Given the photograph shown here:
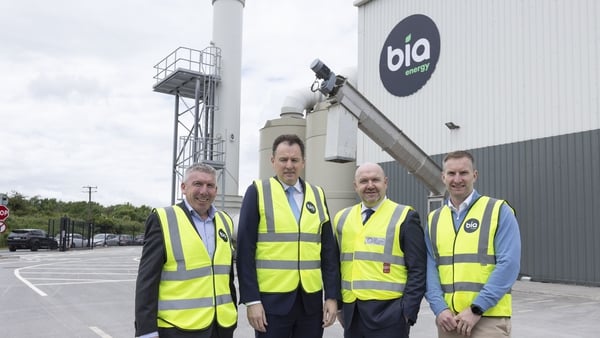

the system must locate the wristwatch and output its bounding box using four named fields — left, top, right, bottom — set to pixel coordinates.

left=470, top=304, right=484, bottom=316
